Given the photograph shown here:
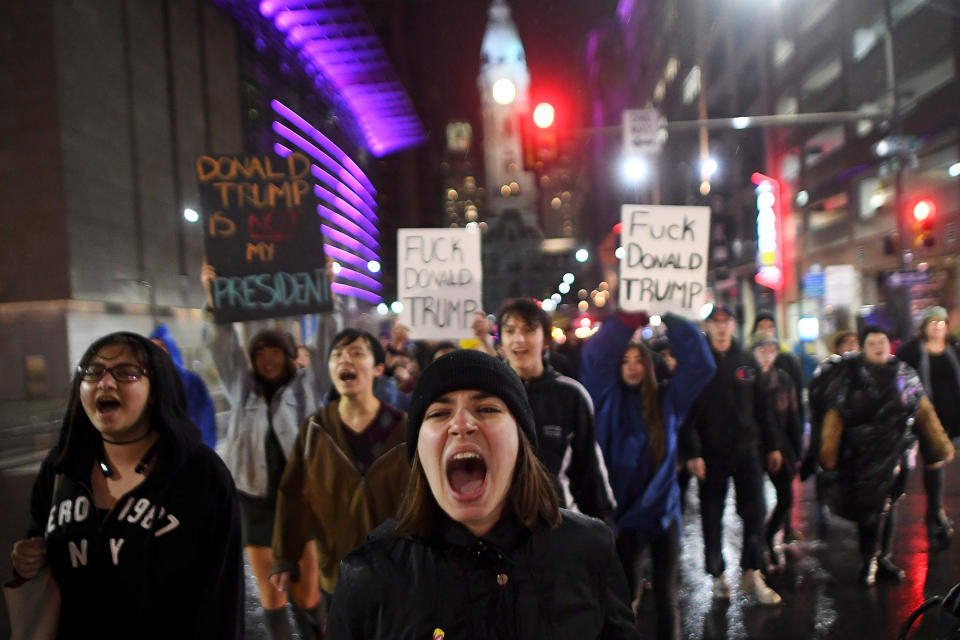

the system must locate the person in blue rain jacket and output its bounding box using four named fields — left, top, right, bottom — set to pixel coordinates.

left=581, top=312, right=715, bottom=640
left=149, top=324, right=217, bottom=450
